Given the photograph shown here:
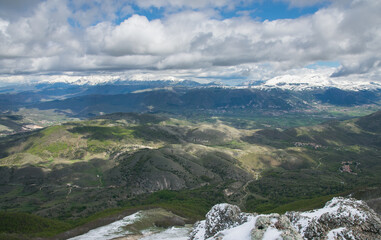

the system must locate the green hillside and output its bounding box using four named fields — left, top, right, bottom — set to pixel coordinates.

left=0, top=111, right=380, bottom=238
